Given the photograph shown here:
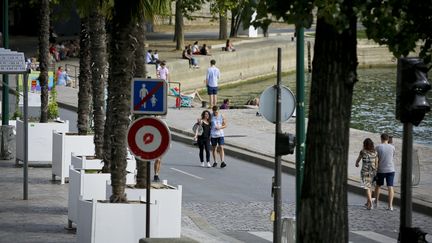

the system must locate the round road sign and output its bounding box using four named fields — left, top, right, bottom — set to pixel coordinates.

left=127, top=117, right=171, bottom=160
left=259, top=85, right=296, bottom=123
